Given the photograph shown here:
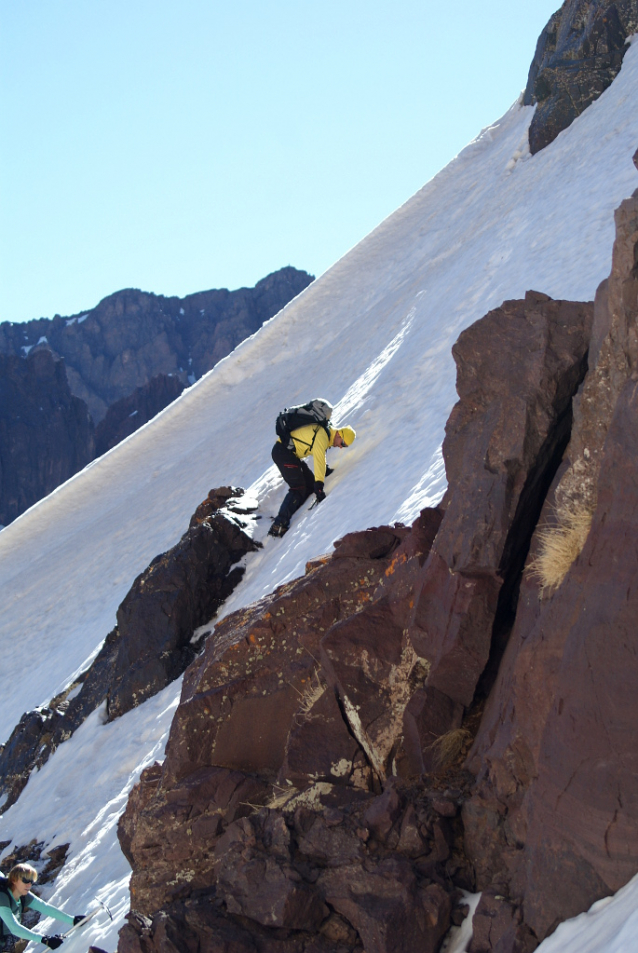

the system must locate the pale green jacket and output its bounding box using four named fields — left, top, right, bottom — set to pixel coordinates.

left=0, top=889, right=74, bottom=942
